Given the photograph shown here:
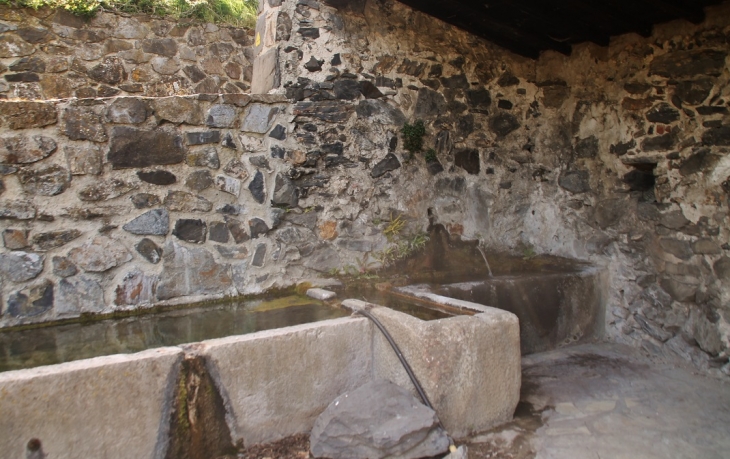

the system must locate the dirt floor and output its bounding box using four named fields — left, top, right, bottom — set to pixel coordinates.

left=232, top=343, right=730, bottom=459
